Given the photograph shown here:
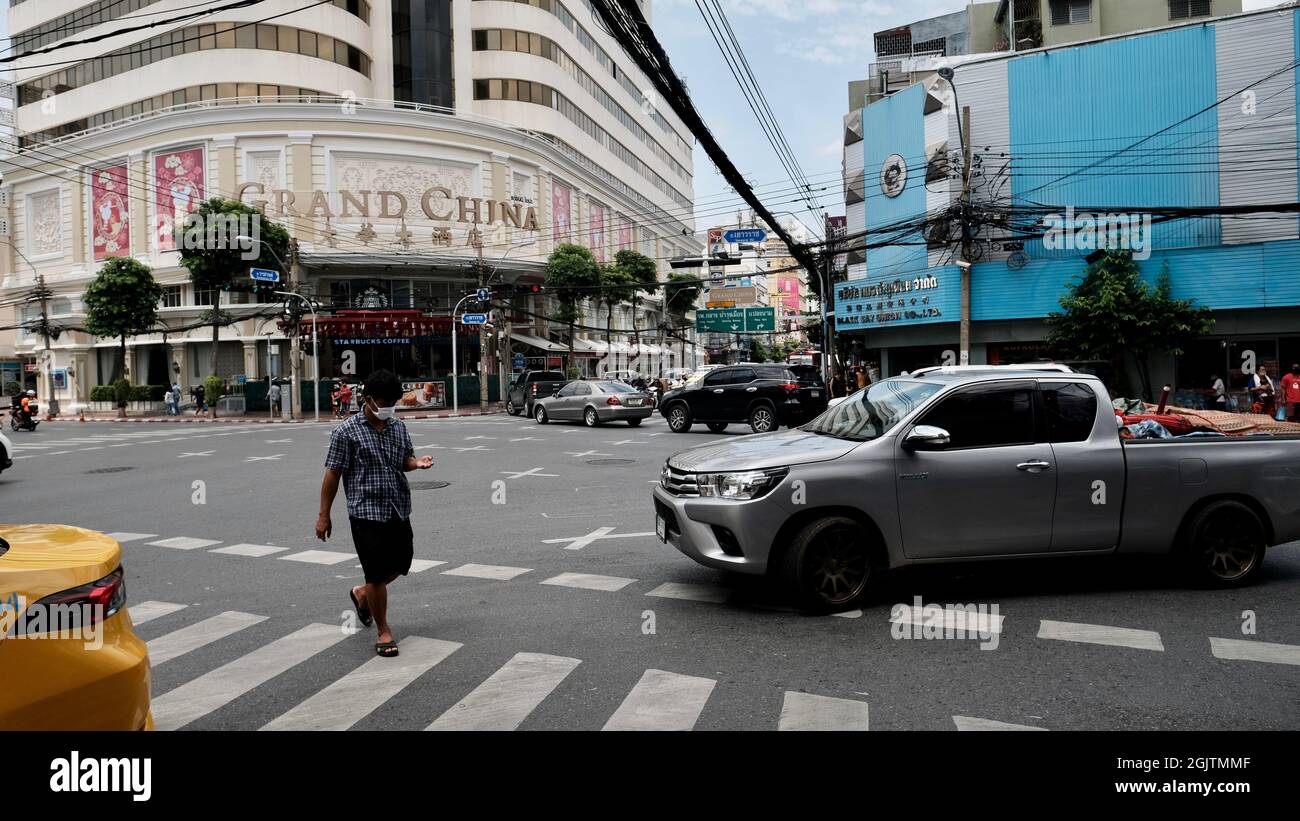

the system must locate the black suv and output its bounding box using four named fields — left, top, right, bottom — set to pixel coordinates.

left=658, top=364, right=828, bottom=434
